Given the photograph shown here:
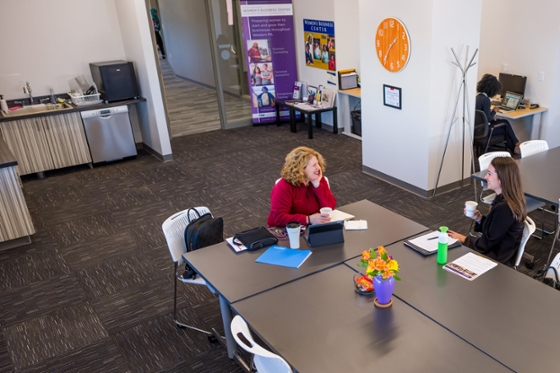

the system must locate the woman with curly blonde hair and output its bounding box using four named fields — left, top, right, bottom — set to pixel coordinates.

left=267, top=147, right=336, bottom=227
